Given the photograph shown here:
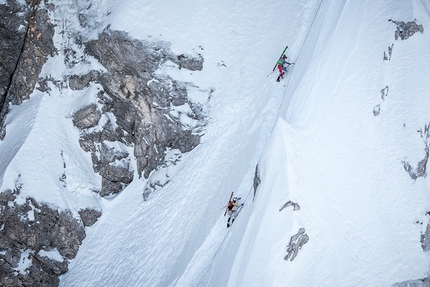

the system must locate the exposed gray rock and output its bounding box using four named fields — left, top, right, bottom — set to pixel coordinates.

left=142, top=179, right=168, bottom=201
left=34, top=253, right=68, bottom=276
left=69, top=70, right=101, bottom=91
left=0, top=0, right=29, bottom=107
left=0, top=0, right=31, bottom=140
left=421, top=223, right=430, bottom=252
left=402, top=147, right=429, bottom=180
left=0, top=190, right=86, bottom=286
left=79, top=127, right=130, bottom=153
left=392, top=276, right=430, bottom=287
left=389, top=19, right=424, bottom=41
left=101, top=178, right=125, bottom=197
left=71, top=29, right=206, bottom=197
left=72, top=104, right=102, bottom=130
left=373, top=86, right=389, bottom=117
left=3, top=247, right=20, bottom=268
left=380, top=85, right=389, bottom=101
left=0, top=2, right=57, bottom=139
left=99, top=165, right=133, bottom=196
left=402, top=124, right=430, bottom=180
left=253, top=164, right=261, bottom=200
left=284, top=228, right=309, bottom=261
left=279, top=201, right=300, bottom=212
left=37, top=75, right=65, bottom=94
left=78, top=208, right=102, bottom=227
left=92, top=141, right=134, bottom=196
left=383, top=43, right=394, bottom=61
left=373, top=104, right=381, bottom=116
left=172, top=53, right=204, bottom=71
